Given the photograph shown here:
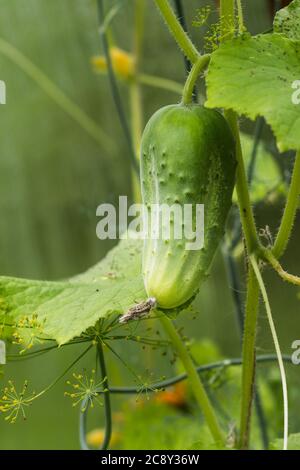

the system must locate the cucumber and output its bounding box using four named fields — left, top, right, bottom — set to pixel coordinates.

left=140, top=104, right=236, bottom=309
